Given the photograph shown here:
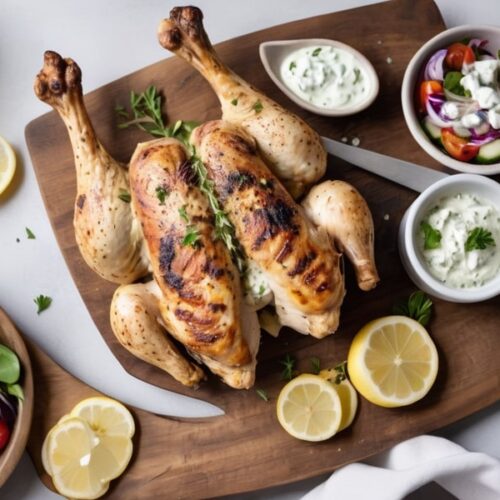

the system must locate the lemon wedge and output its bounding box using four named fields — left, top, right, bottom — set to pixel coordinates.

left=319, top=369, right=358, bottom=431
left=0, top=135, right=16, bottom=195
left=42, top=397, right=135, bottom=499
left=347, top=316, right=438, bottom=408
left=276, top=374, right=342, bottom=441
